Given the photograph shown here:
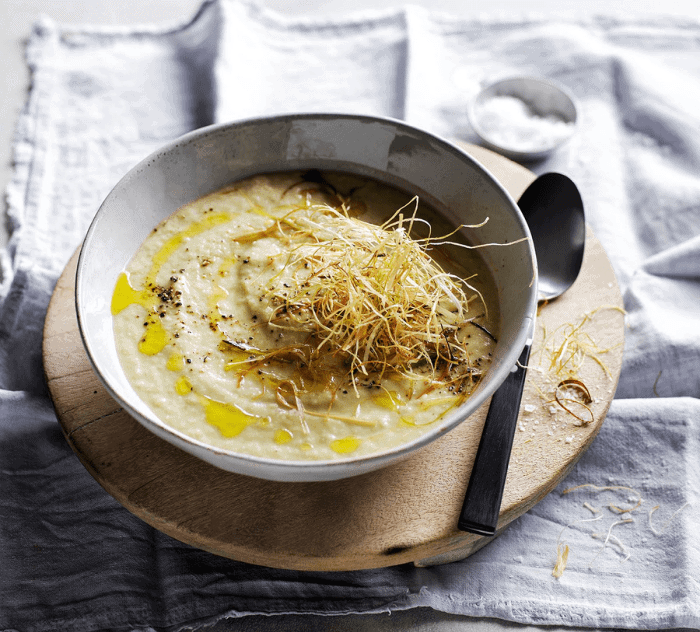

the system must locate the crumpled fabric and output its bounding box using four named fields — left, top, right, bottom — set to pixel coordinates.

left=1, top=2, right=699, bottom=630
